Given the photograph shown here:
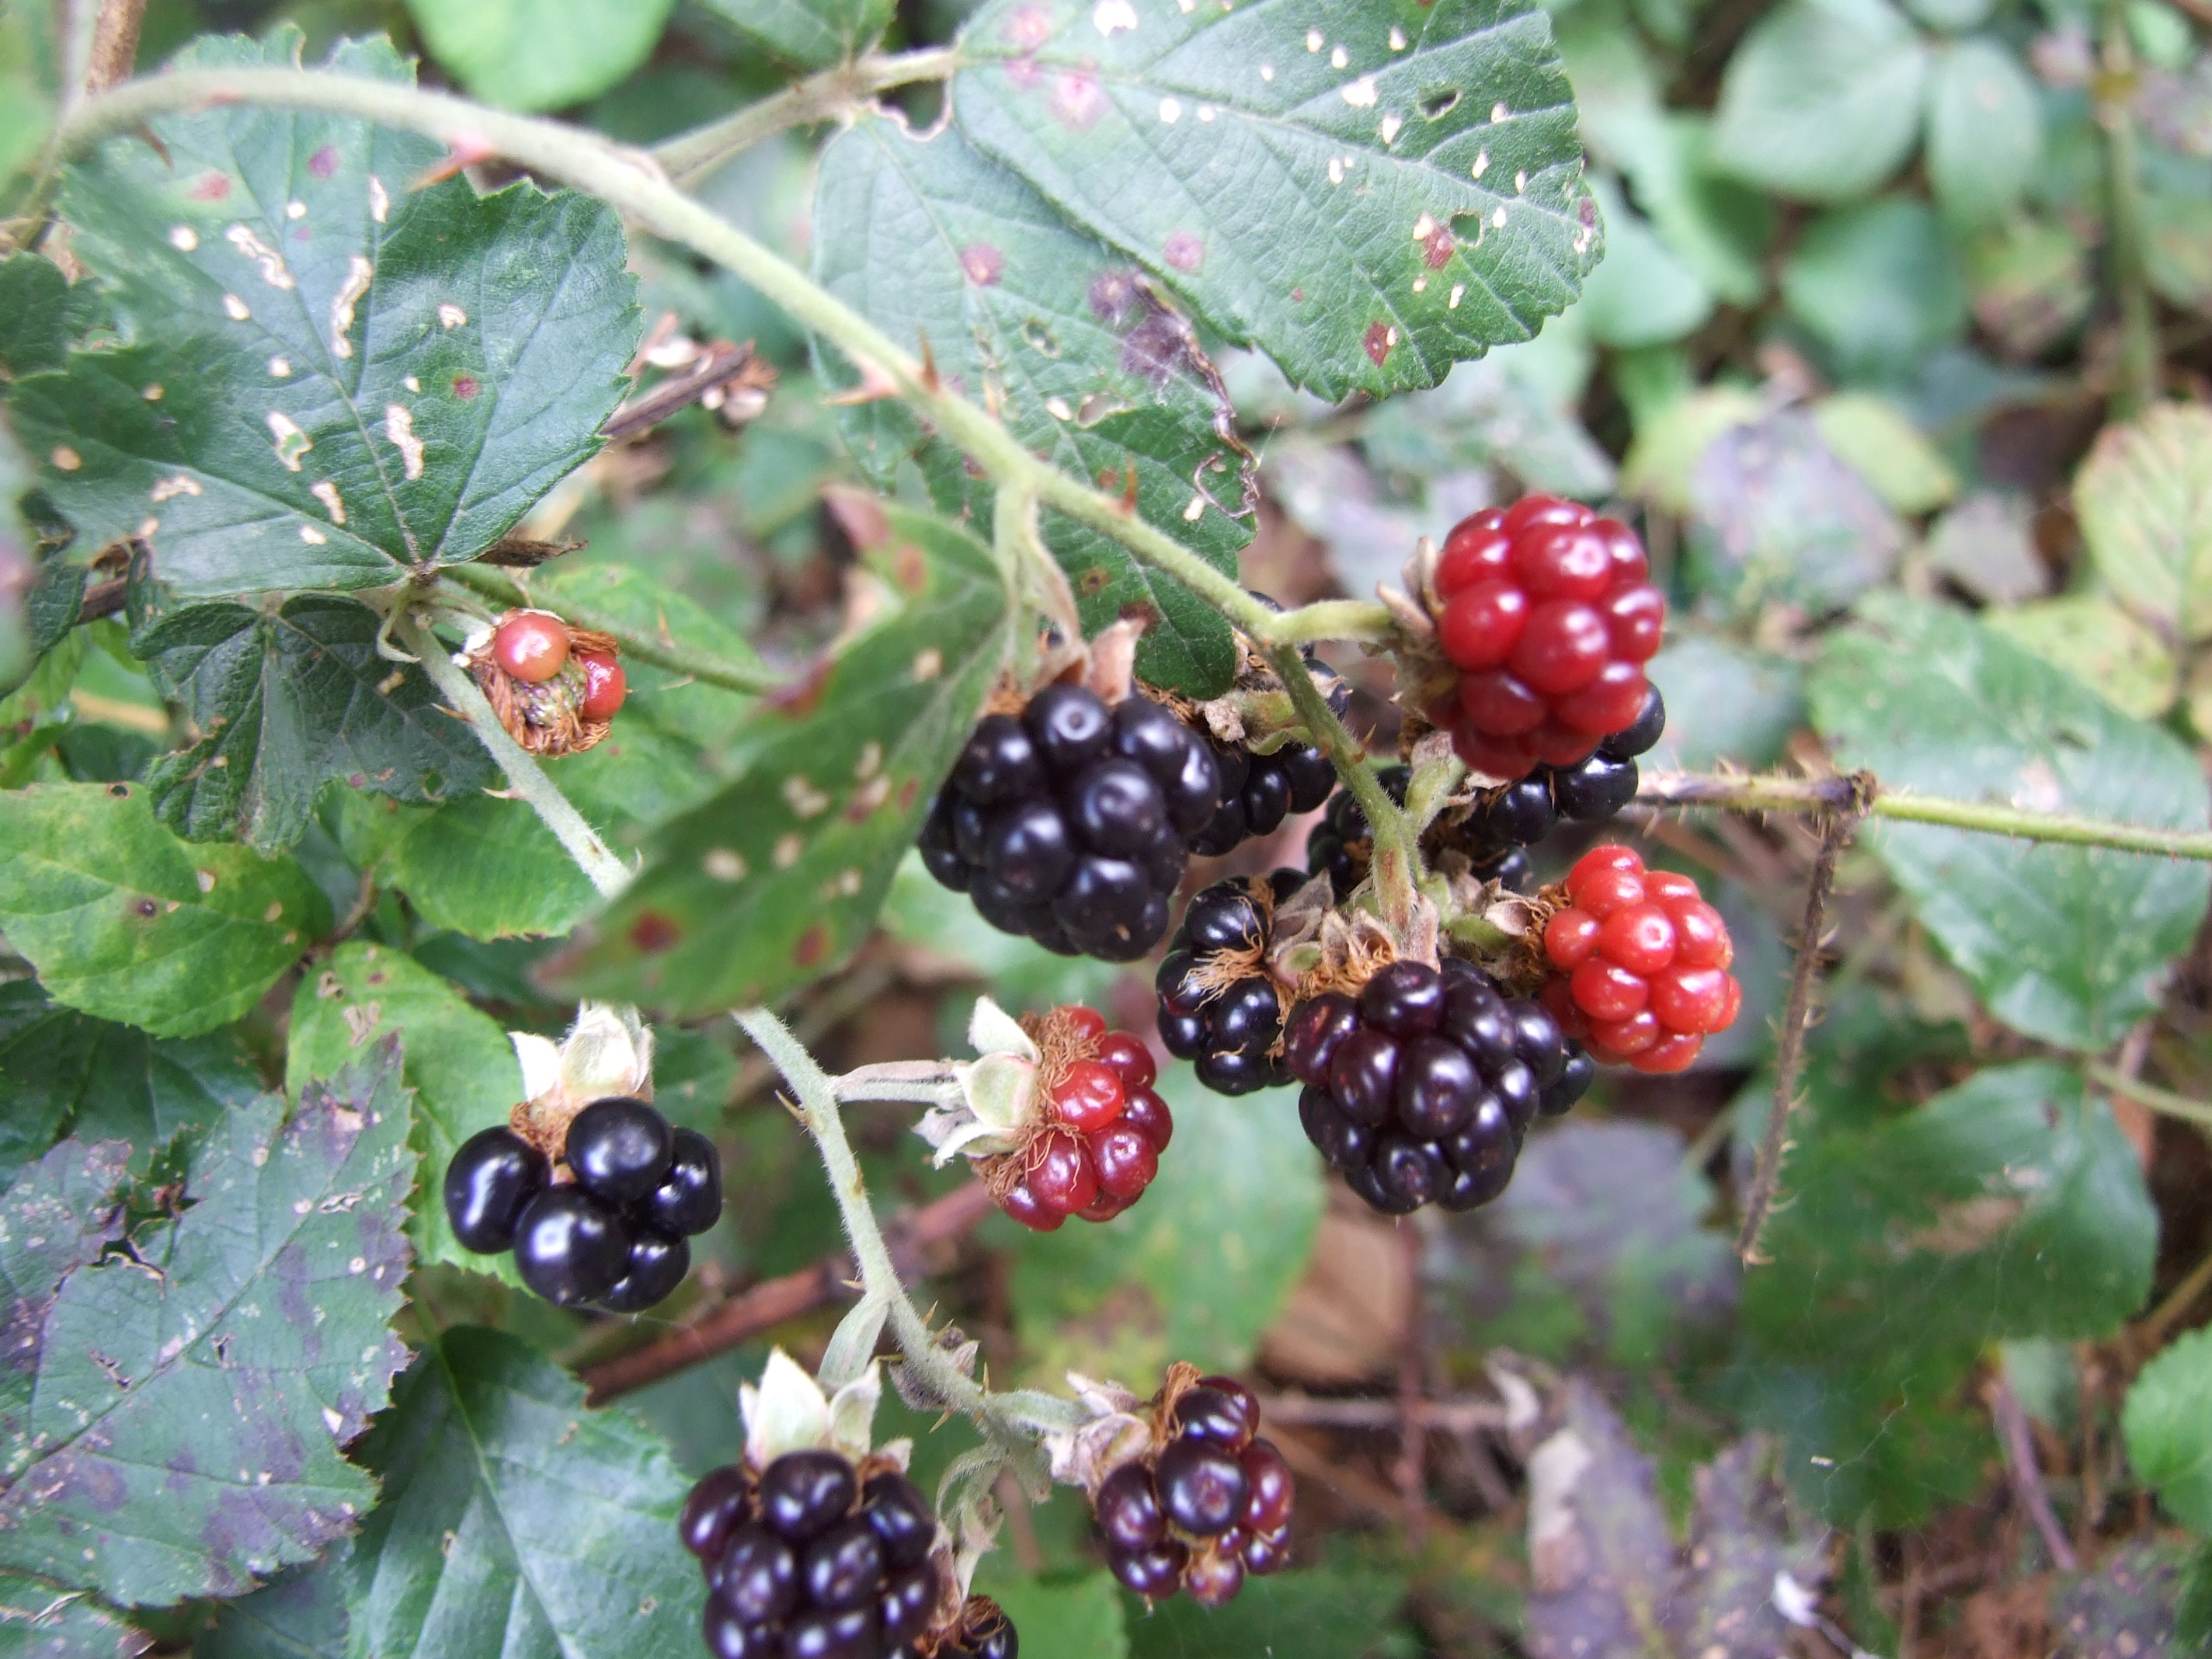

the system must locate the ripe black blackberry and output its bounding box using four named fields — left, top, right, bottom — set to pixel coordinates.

left=1443, top=684, right=1666, bottom=882
left=1153, top=872, right=1301, bottom=1096
left=1092, top=1375, right=1294, bottom=1606
left=1285, top=958, right=1594, bottom=1216
left=444, top=1097, right=722, bottom=1312
left=1189, top=628, right=1348, bottom=857
left=683, top=1449, right=1017, bottom=1658
left=920, top=686, right=1217, bottom=962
